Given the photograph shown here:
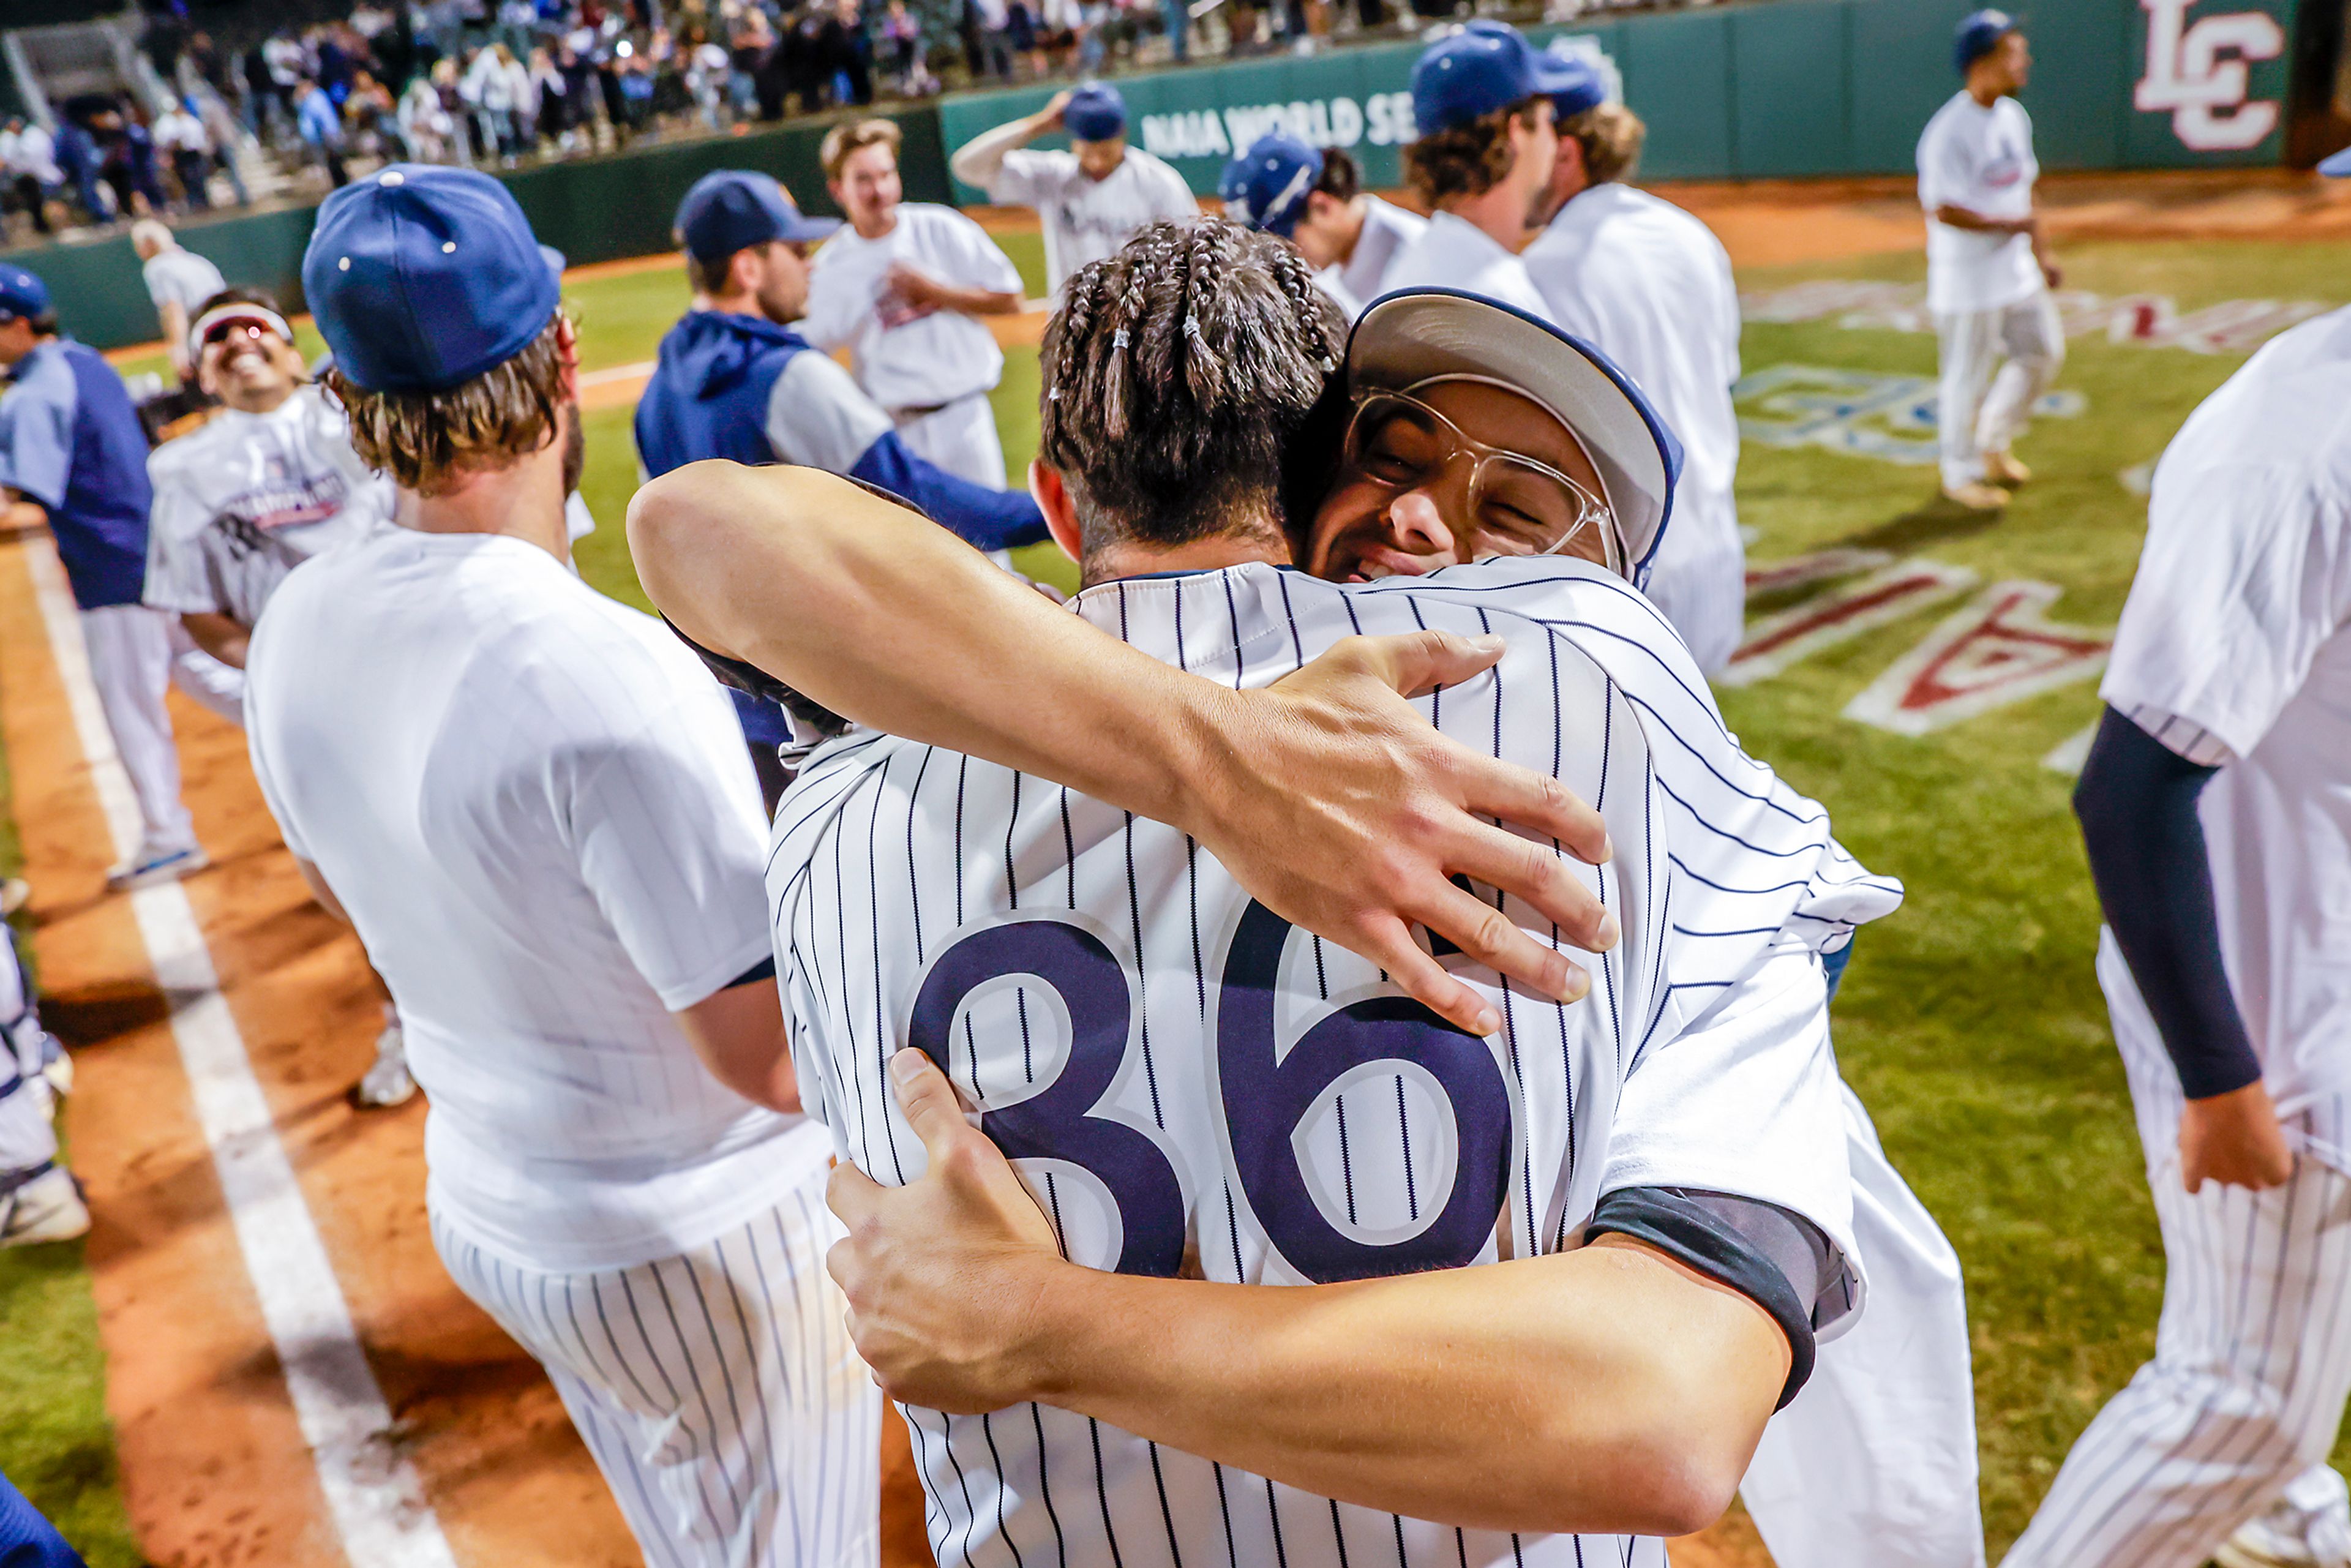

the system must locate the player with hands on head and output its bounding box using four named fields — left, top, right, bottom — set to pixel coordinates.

left=247, top=165, right=879, bottom=1565
left=1218, top=133, right=1427, bottom=319
left=1916, top=10, right=2063, bottom=512
left=803, top=119, right=1027, bottom=490
left=2002, top=202, right=2351, bottom=1568
left=636, top=222, right=1891, bottom=1566
left=130, top=220, right=227, bottom=386
left=1381, top=22, right=1578, bottom=317
left=947, top=81, right=1197, bottom=298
